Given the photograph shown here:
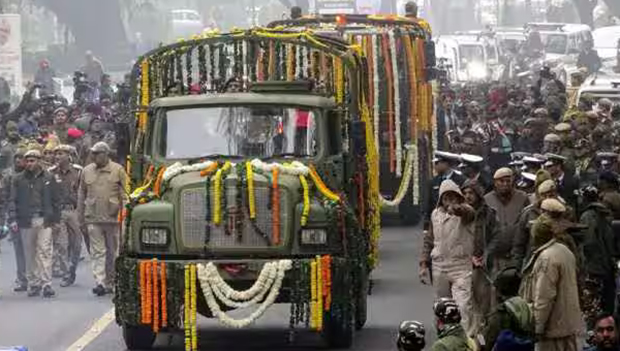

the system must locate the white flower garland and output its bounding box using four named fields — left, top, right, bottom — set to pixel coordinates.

left=412, top=140, right=420, bottom=205
left=380, top=144, right=414, bottom=207
left=302, top=46, right=309, bottom=78
left=249, top=159, right=309, bottom=176
left=197, top=260, right=292, bottom=328
left=389, top=29, right=402, bottom=177
left=372, top=34, right=380, bottom=153
left=242, top=40, right=248, bottom=83
left=199, top=261, right=278, bottom=309
left=162, top=161, right=216, bottom=182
